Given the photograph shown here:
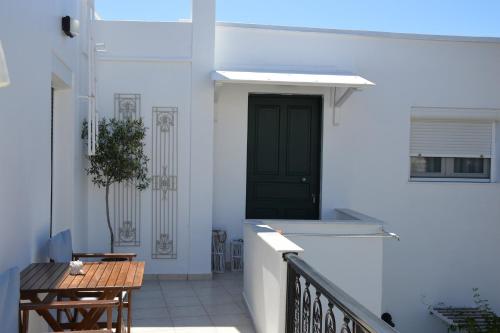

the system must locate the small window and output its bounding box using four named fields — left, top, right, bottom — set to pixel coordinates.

left=411, top=157, right=491, bottom=180
left=451, top=158, right=490, bottom=178
left=410, top=118, right=494, bottom=182
left=410, top=157, right=444, bottom=177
